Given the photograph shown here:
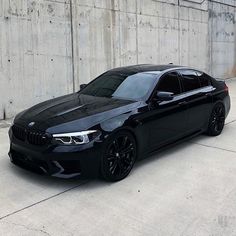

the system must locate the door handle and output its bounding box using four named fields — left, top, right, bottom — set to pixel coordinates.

left=178, top=101, right=187, bottom=106
left=205, top=93, right=212, bottom=97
